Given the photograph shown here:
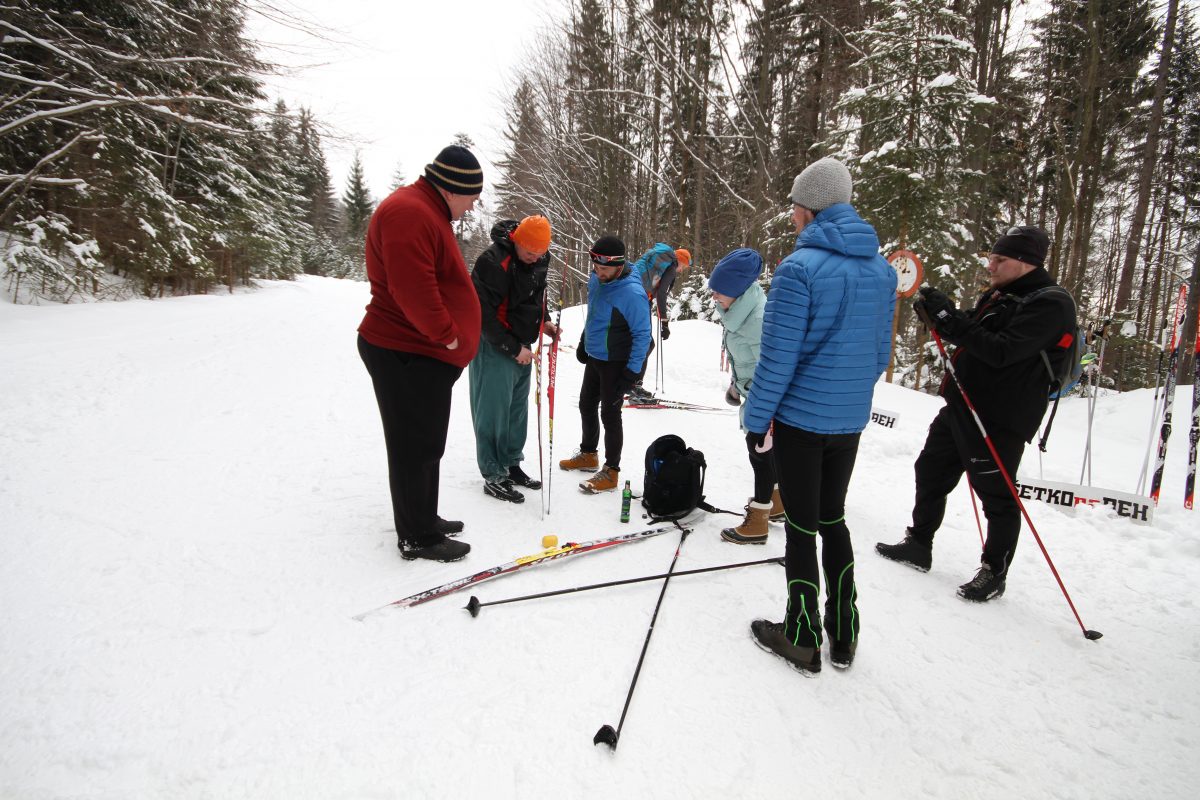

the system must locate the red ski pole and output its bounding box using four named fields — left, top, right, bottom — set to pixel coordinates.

left=545, top=251, right=568, bottom=514
left=928, top=326, right=1102, bottom=641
